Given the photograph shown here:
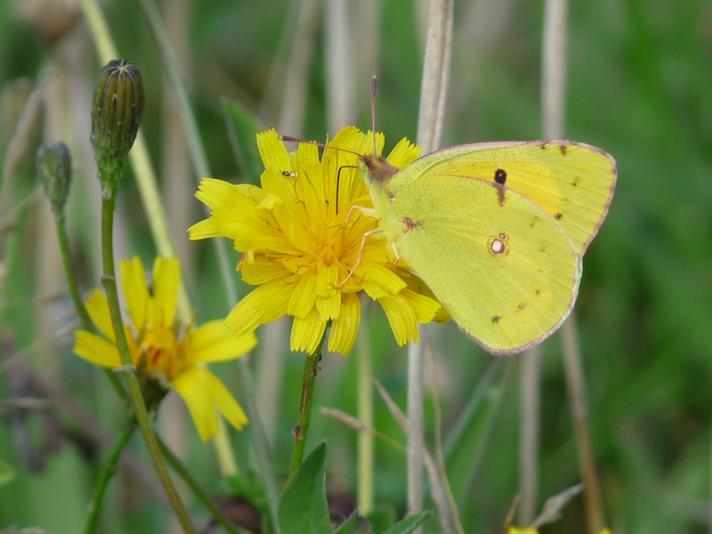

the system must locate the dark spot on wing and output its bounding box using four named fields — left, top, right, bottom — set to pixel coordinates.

left=559, top=144, right=568, bottom=156
left=281, top=170, right=296, bottom=177
left=494, top=183, right=506, bottom=206
left=494, top=168, right=507, bottom=185
left=517, top=302, right=527, bottom=311
left=491, top=315, right=502, bottom=324
left=572, top=176, right=580, bottom=187
left=555, top=212, right=563, bottom=220
left=529, top=215, right=540, bottom=228
left=535, top=288, right=541, bottom=296
left=403, top=217, right=423, bottom=233
left=538, top=245, right=546, bottom=253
